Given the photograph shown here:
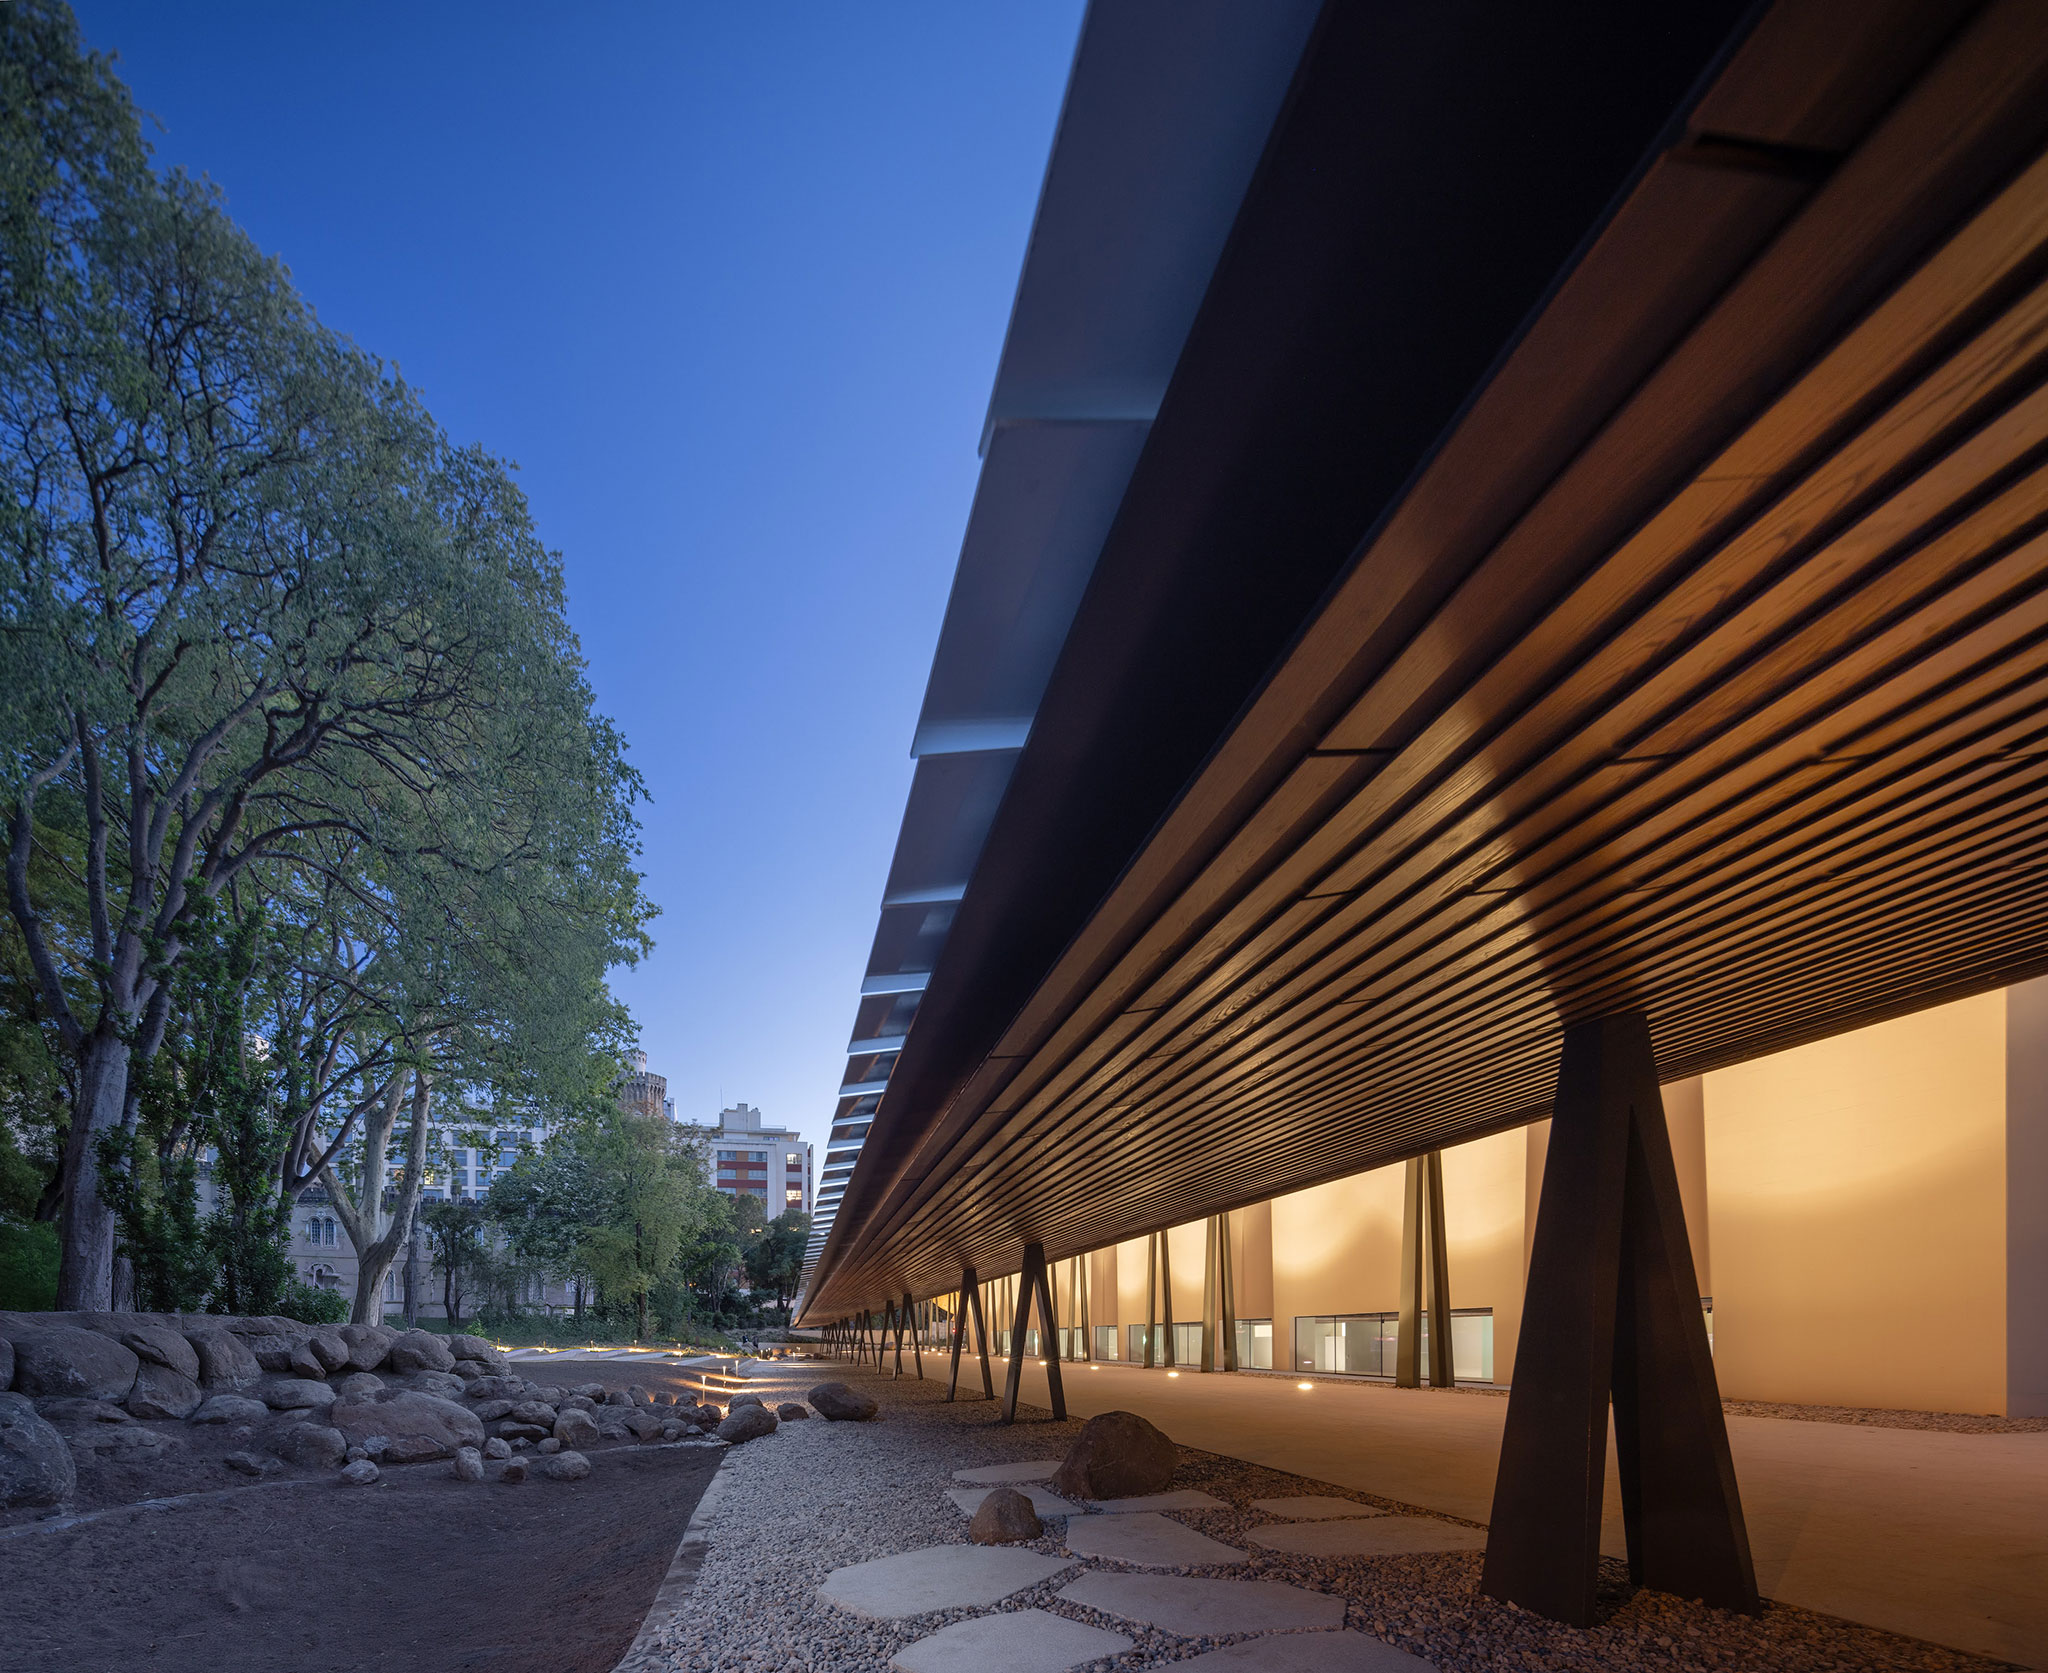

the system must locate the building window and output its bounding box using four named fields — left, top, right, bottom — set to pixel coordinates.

left=1294, top=1314, right=1398, bottom=1377
left=785, top=1189, right=802, bottom=1205
left=1126, top=1324, right=1166, bottom=1364
left=323, top=1218, right=336, bottom=1247
left=1093, top=1325, right=1118, bottom=1360
left=1235, top=1318, right=1274, bottom=1370
left=1290, top=1310, right=1492, bottom=1382
left=786, top=1151, right=800, bottom=1163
